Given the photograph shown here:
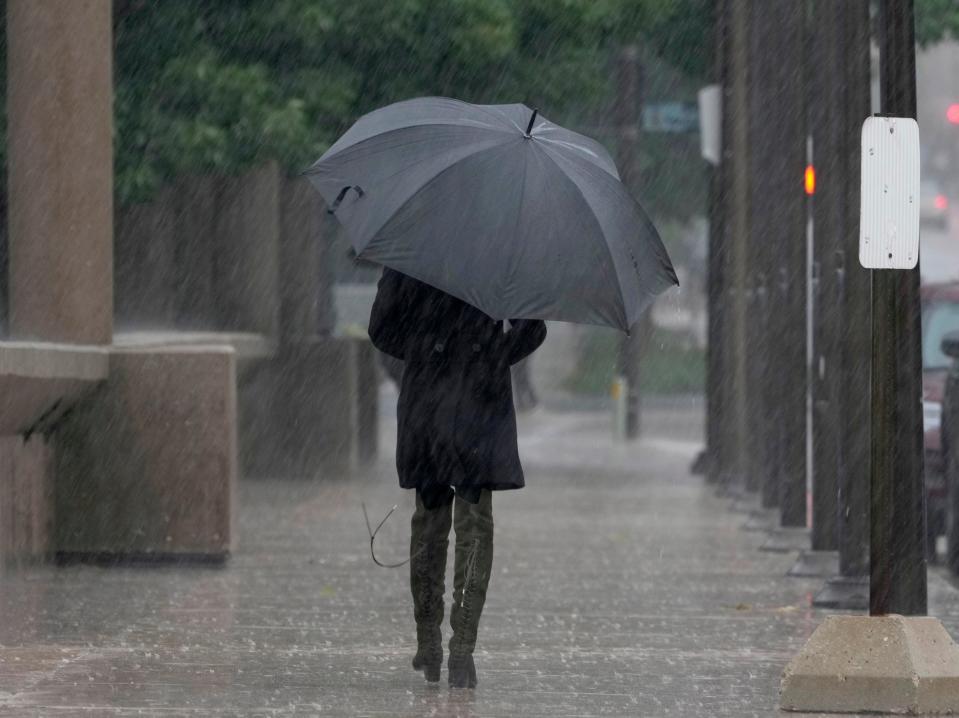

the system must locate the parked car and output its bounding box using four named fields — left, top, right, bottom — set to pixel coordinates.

left=922, top=282, right=959, bottom=559
left=942, top=330, right=959, bottom=573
